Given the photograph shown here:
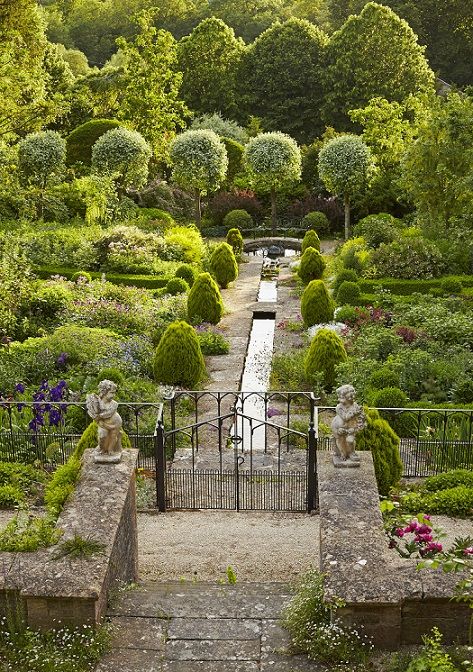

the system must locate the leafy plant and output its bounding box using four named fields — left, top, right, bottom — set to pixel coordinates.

left=165, top=277, right=189, bottom=296
left=226, top=565, right=237, bottom=584
left=53, top=534, right=106, bottom=560
left=196, top=328, right=229, bottom=355
left=226, top=226, right=244, bottom=257
left=175, top=264, right=195, bottom=288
